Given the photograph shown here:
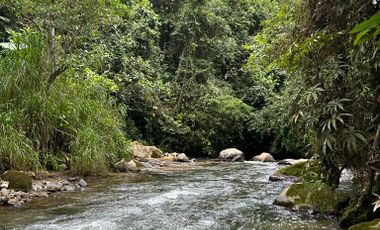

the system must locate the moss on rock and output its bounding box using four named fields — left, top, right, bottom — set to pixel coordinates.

left=339, top=194, right=376, bottom=228
left=277, top=162, right=307, bottom=177
left=277, top=161, right=323, bottom=182
left=1, top=170, right=32, bottom=192
left=286, top=182, right=349, bottom=213
left=348, top=218, right=380, bottom=230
